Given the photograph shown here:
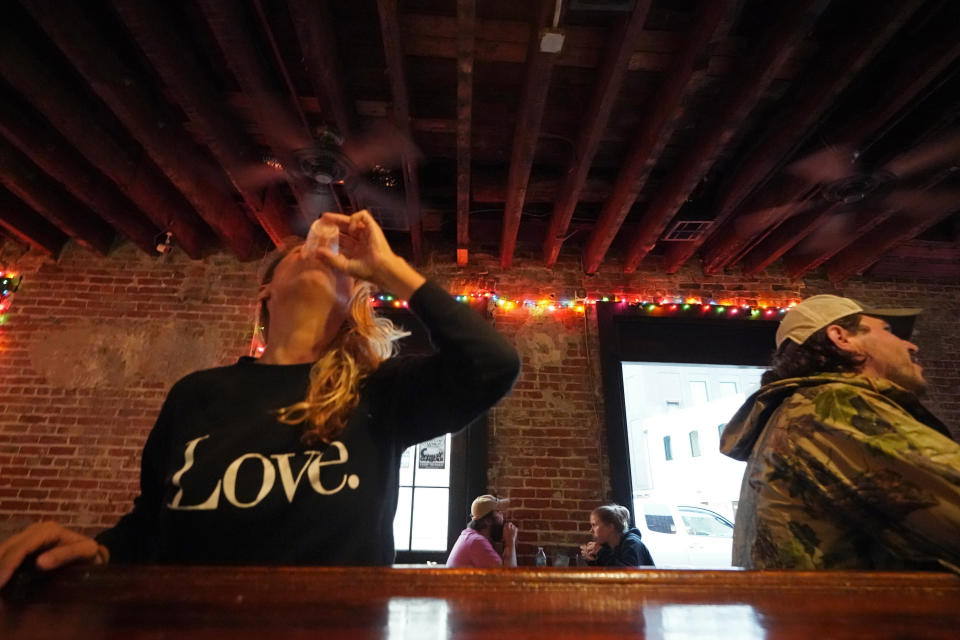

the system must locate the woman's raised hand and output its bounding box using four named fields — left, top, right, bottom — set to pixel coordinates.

left=314, top=210, right=425, bottom=300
